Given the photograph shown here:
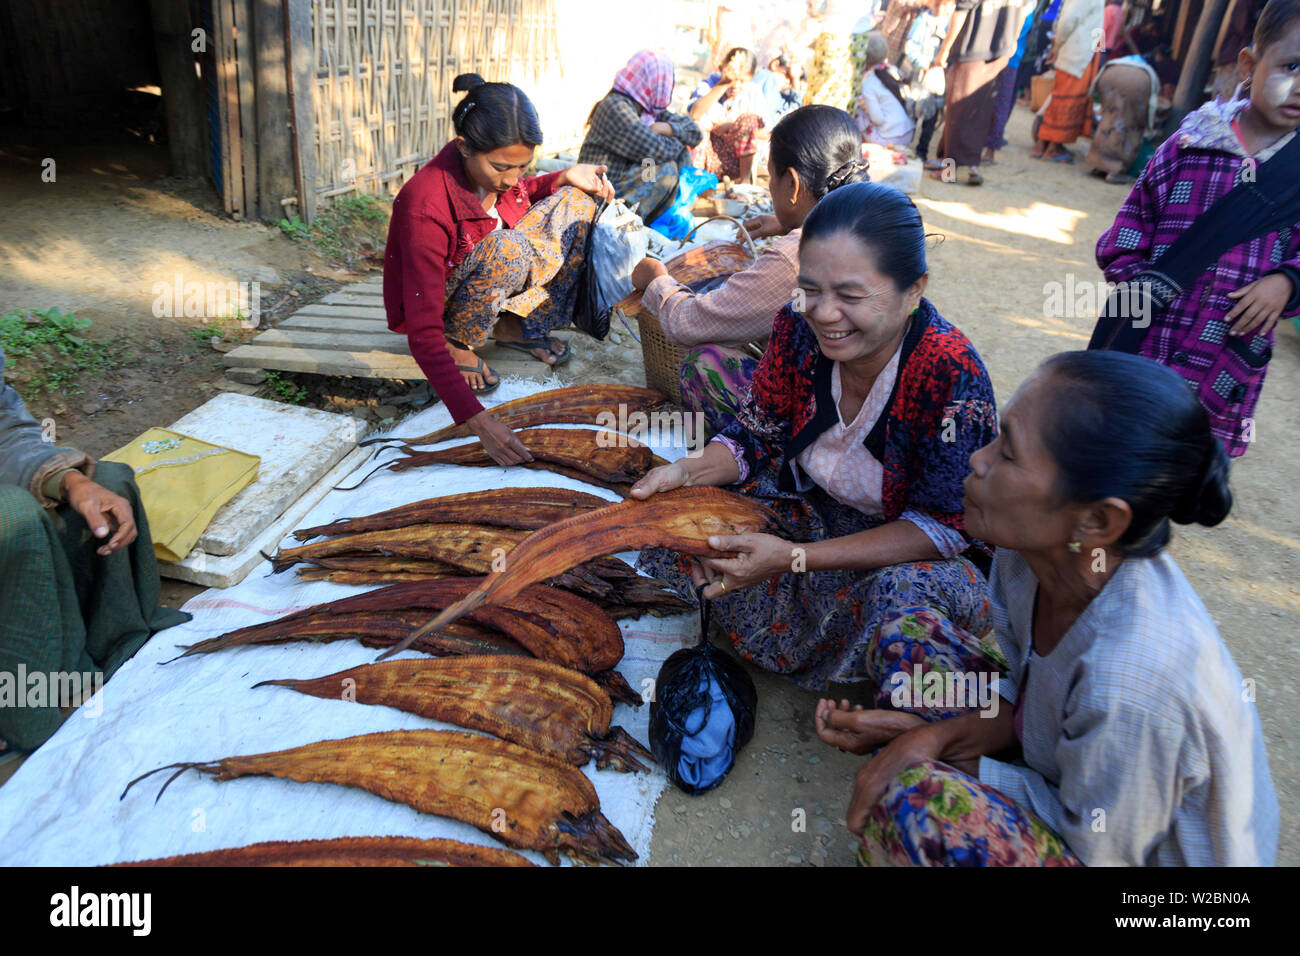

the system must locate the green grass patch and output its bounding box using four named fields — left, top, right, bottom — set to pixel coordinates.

left=0, top=307, right=126, bottom=396
left=278, top=193, right=390, bottom=261
left=263, top=370, right=308, bottom=405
